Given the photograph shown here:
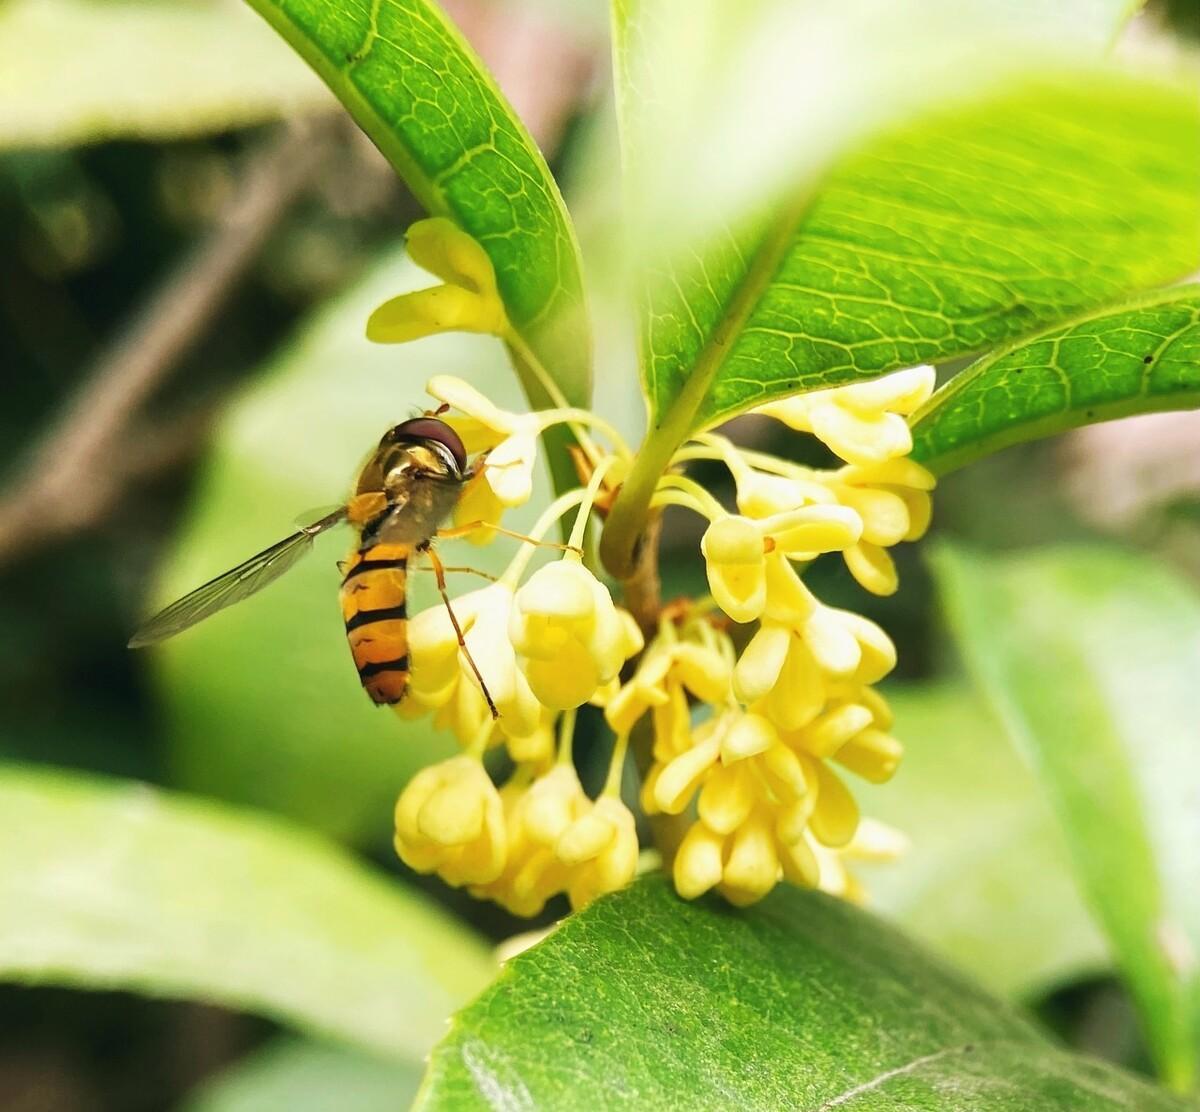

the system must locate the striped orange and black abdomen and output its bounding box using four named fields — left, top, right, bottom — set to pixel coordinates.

left=340, top=543, right=411, bottom=705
